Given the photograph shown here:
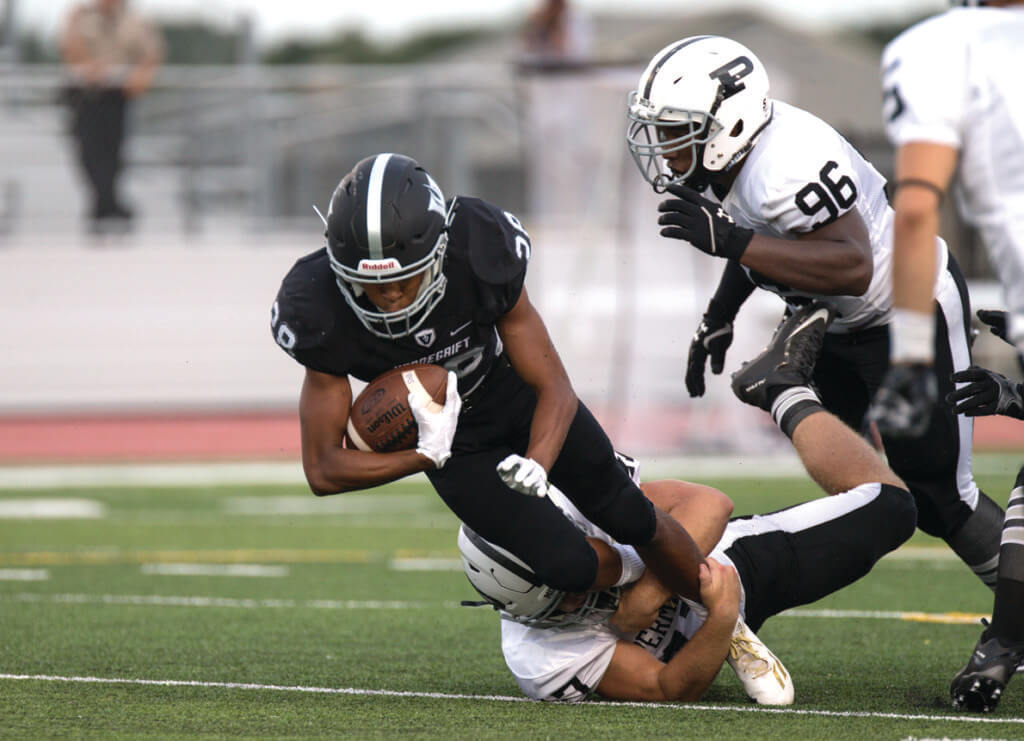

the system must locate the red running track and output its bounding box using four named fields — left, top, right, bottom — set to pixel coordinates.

left=0, top=411, right=1021, bottom=464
